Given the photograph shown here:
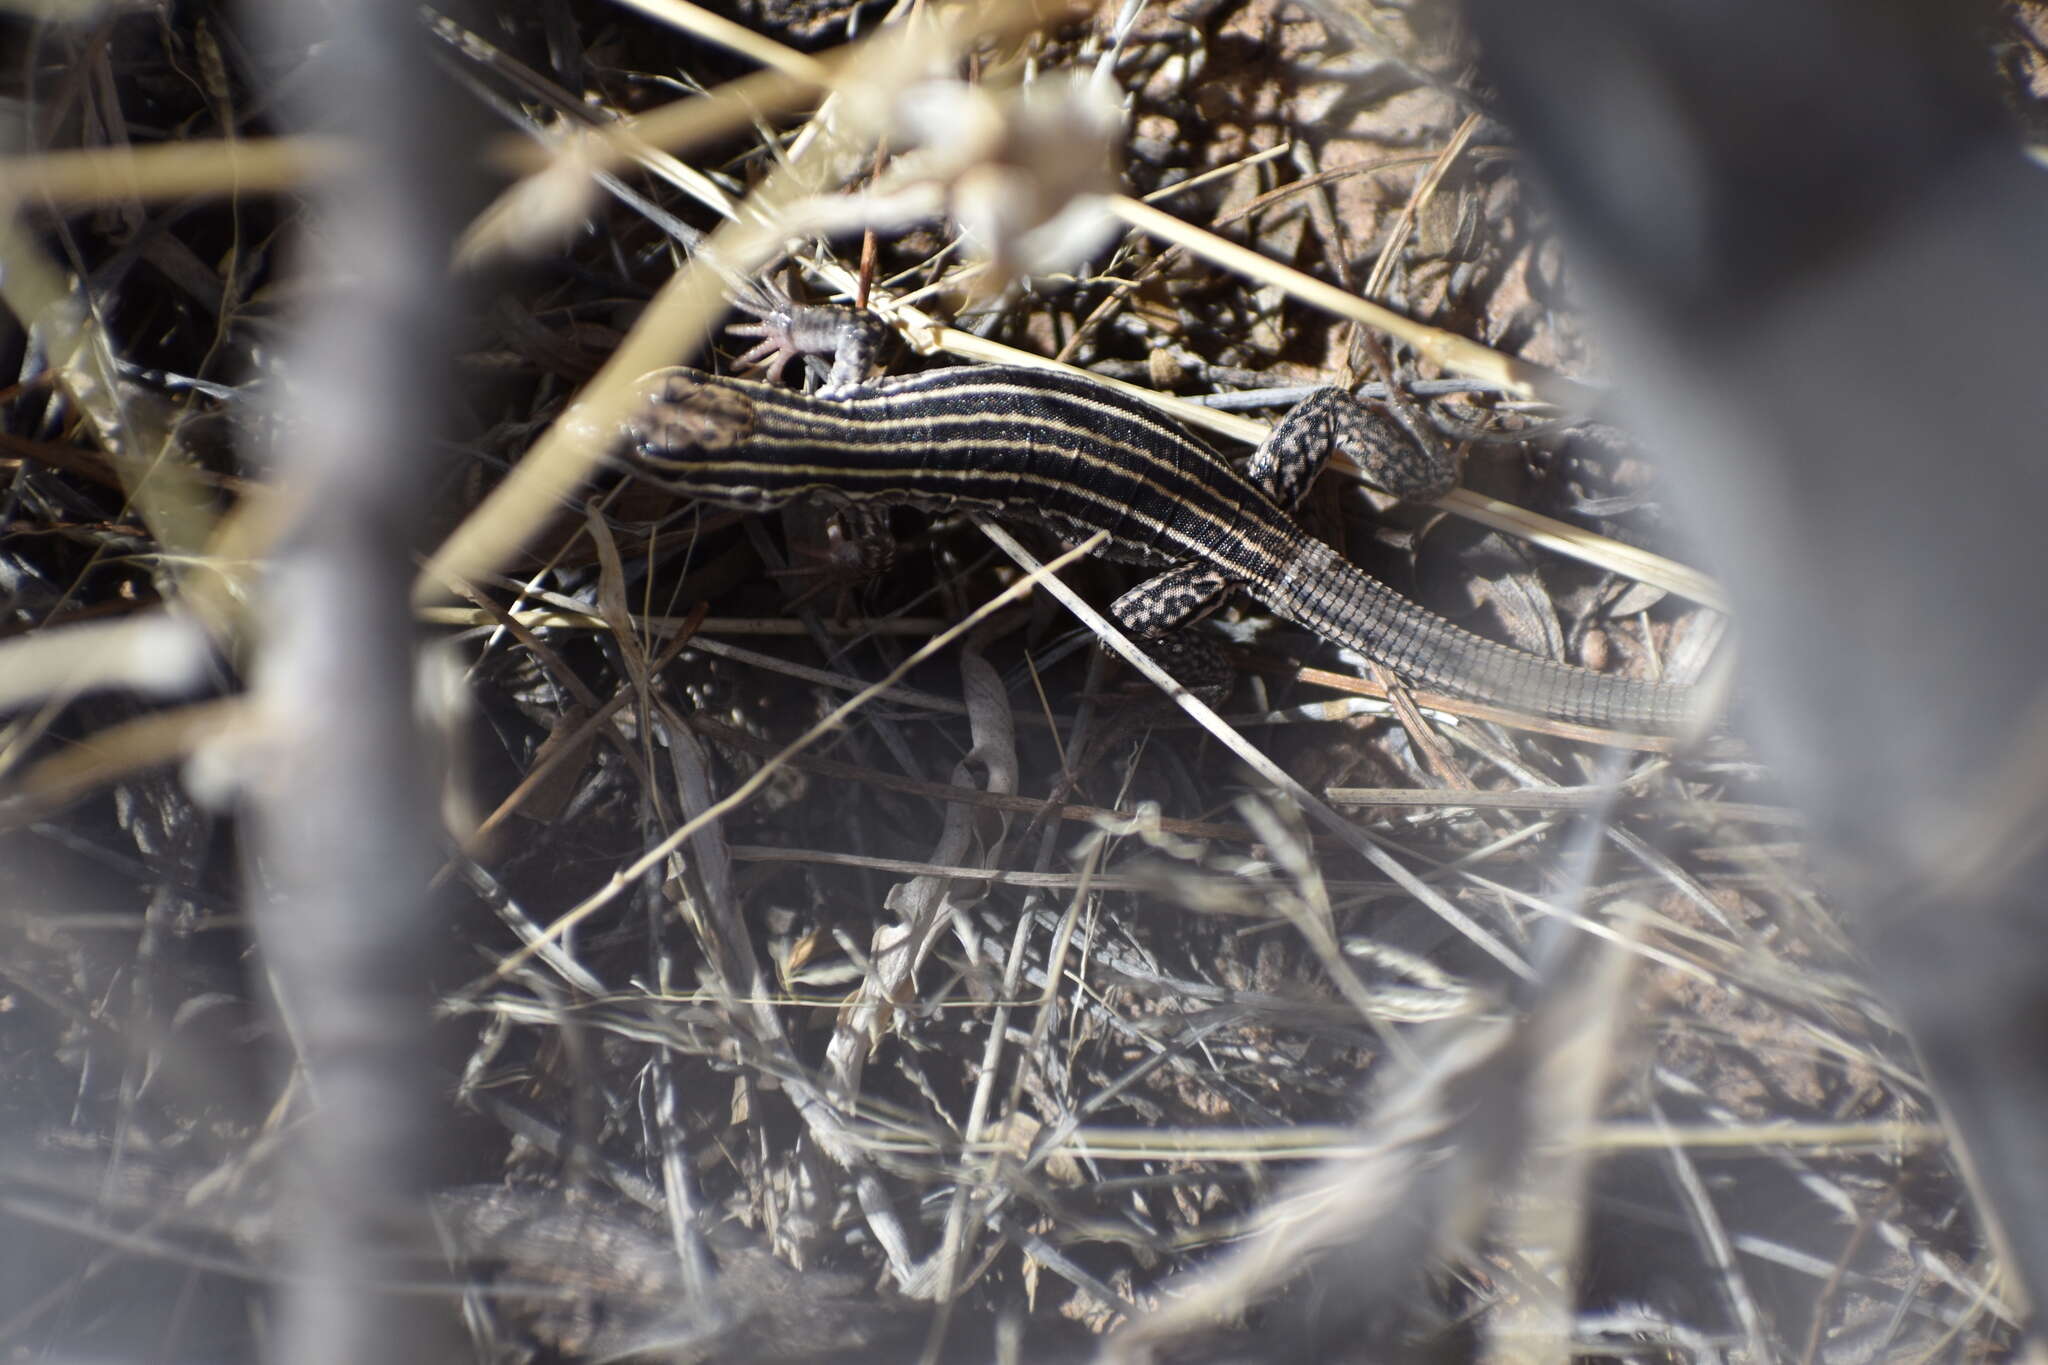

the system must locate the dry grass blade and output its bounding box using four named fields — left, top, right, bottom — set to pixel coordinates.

left=0, top=221, right=222, bottom=607
left=1, top=697, right=245, bottom=822
left=1102, top=1015, right=1524, bottom=1361
left=976, top=519, right=1535, bottom=981
left=481, top=532, right=1105, bottom=982
left=1445, top=487, right=1731, bottom=611
left=1112, top=193, right=1594, bottom=408
left=0, top=137, right=353, bottom=204
left=417, top=0, right=1059, bottom=605
left=0, top=614, right=208, bottom=714
left=1479, top=917, right=1639, bottom=1365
